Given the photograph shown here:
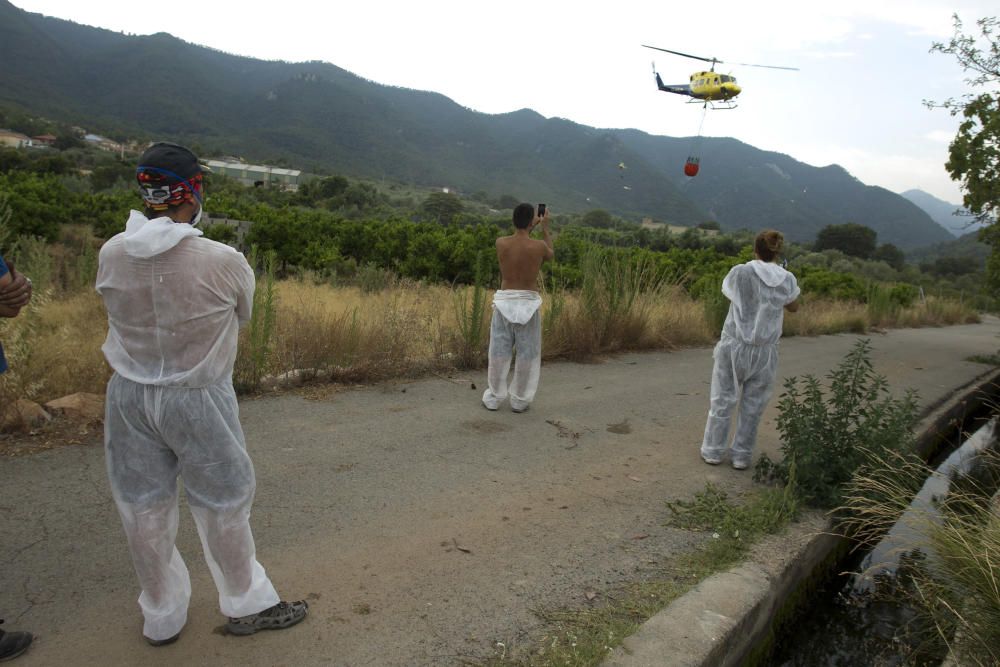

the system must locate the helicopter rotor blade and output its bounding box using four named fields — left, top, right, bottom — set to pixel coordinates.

left=641, top=45, right=719, bottom=65
left=727, top=61, right=799, bottom=71
left=642, top=45, right=798, bottom=71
